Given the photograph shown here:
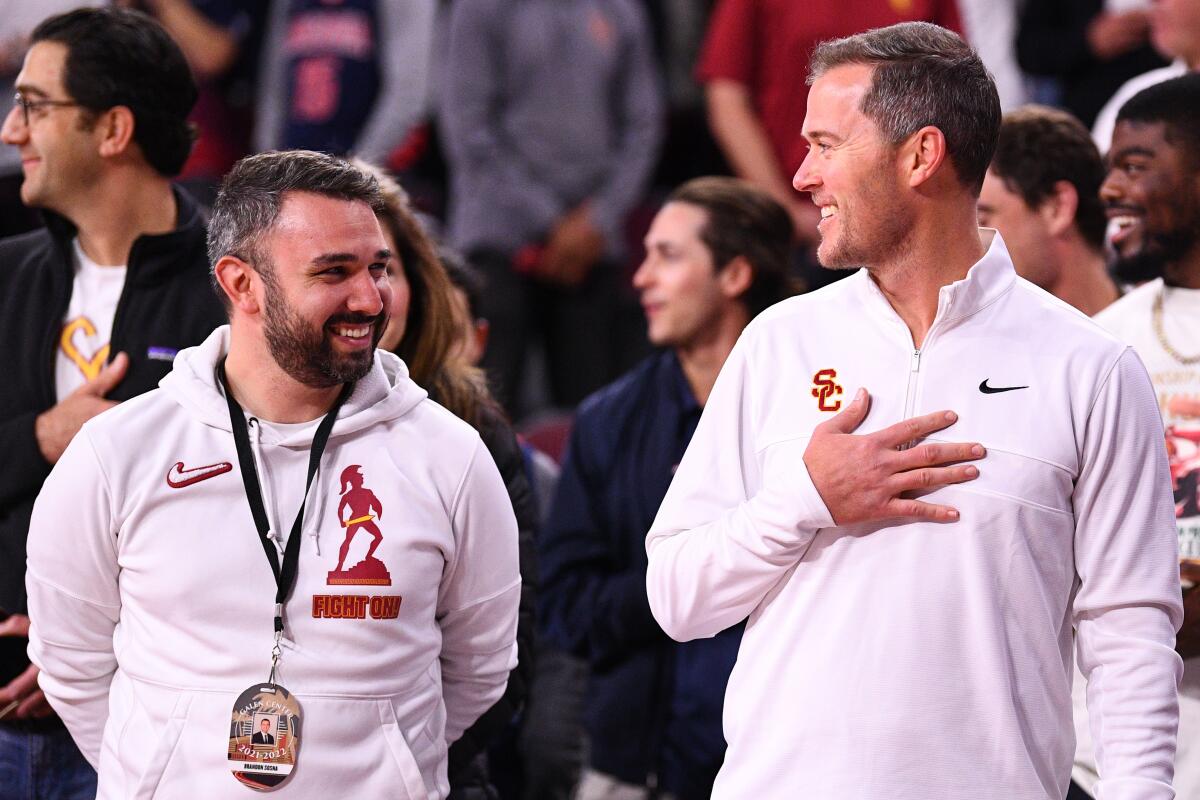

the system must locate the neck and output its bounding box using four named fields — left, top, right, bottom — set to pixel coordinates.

left=1047, top=241, right=1120, bottom=316
left=68, top=169, right=177, bottom=266
left=676, top=306, right=749, bottom=406
left=224, top=325, right=343, bottom=423
left=1165, top=241, right=1200, bottom=289
left=868, top=203, right=985, bottom=349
